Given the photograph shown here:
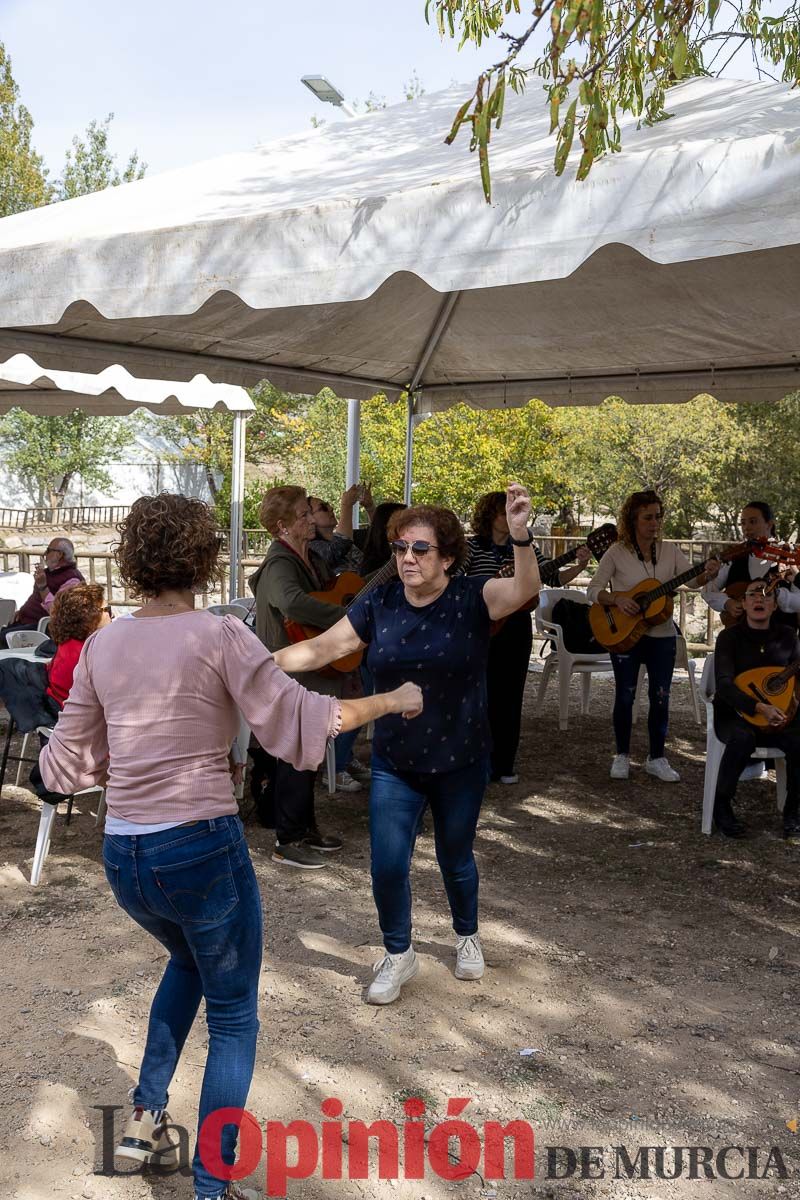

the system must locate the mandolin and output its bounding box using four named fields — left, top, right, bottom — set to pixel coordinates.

left=489, top=523, right=617, bottom=637
left=283, top=557, right=397, bottom=673
left=735, top=660, right=800, bottom=728
left=588, top=541, right=753, bottom=653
